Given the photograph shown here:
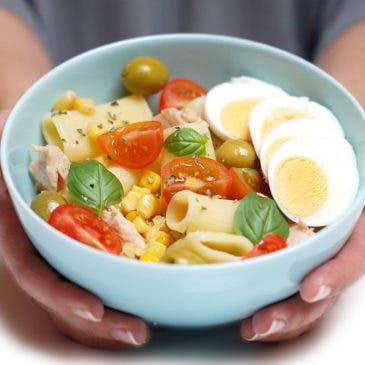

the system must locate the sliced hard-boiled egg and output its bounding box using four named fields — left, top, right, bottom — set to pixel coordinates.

left=268, top=137, right=358, bottom=227
left=260, top=118, right=344, bottom=177
left=204, top=76, right=287, bottom=141
left=249, top=96, right=342, bottom=155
